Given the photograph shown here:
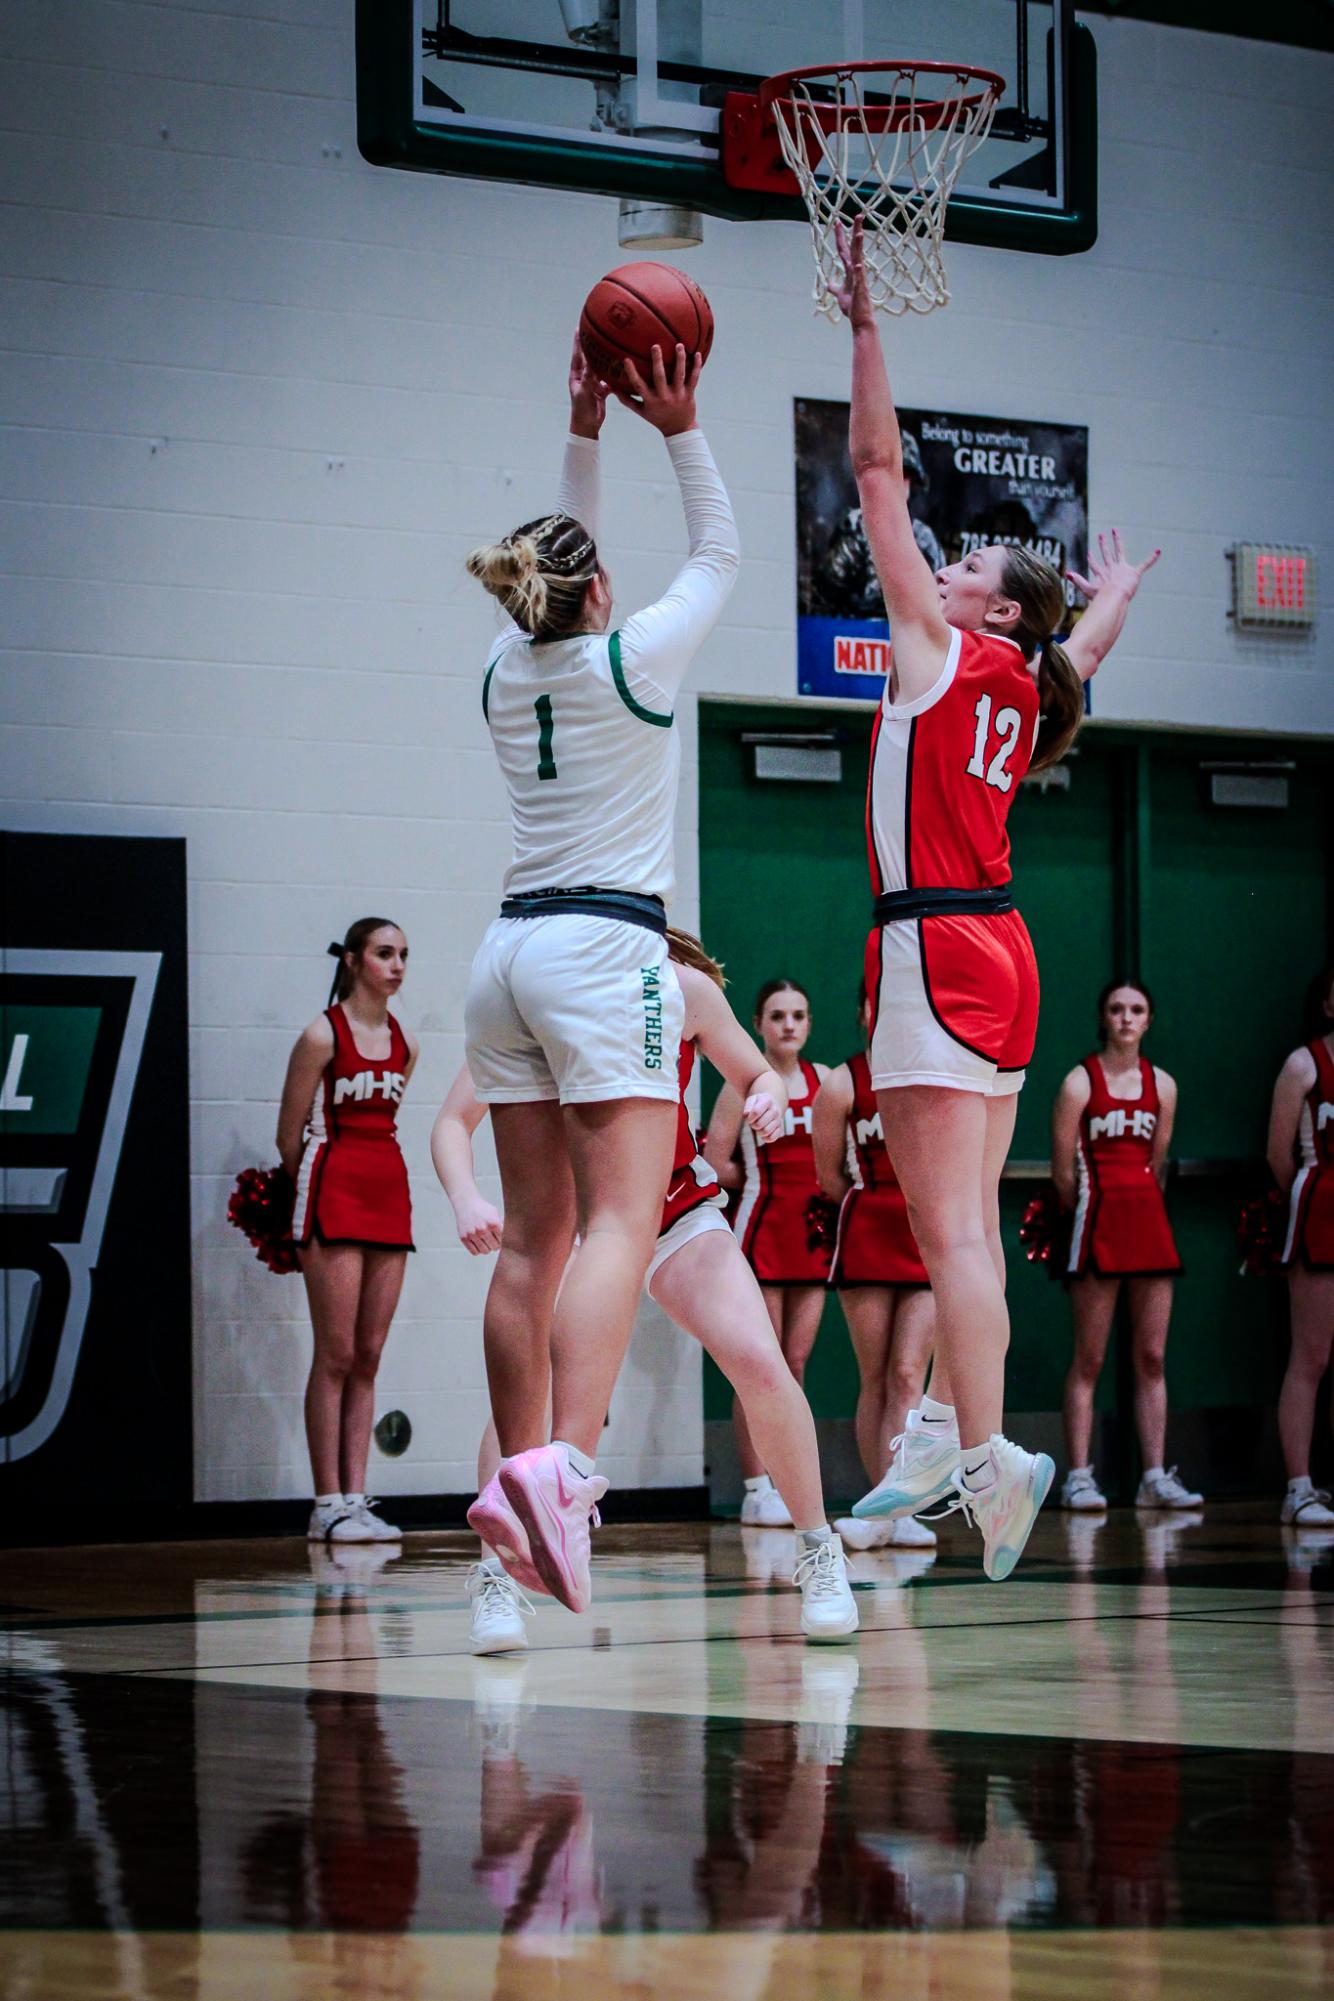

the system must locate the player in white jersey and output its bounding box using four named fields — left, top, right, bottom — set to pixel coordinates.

left=462, top=333, right=740, bottom=1616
